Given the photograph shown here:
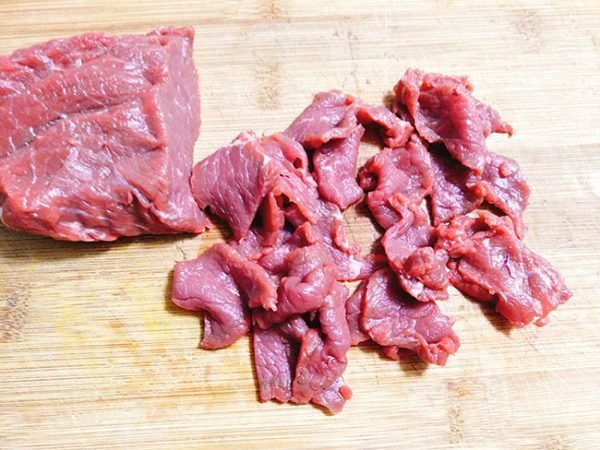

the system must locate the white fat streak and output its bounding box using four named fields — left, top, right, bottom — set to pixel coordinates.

left=262, top=153, right=272, bottom=168
left=347, top=256, right=363, bottom=279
